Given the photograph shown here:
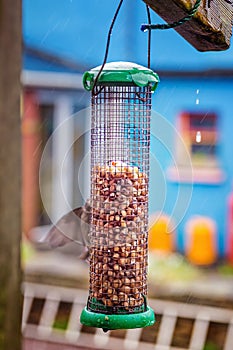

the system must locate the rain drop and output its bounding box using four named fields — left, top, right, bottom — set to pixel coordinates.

left=196, top=131, right=202, bottom=143
left=195, top=89, right=200, bottom=105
